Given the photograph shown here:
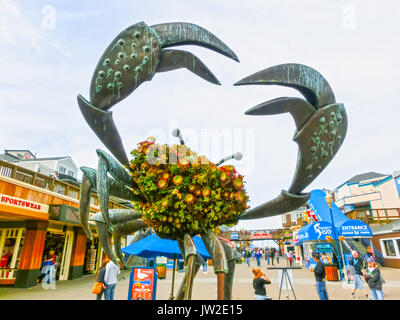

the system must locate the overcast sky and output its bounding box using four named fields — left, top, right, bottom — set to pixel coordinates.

left=1, top=0, right=399, bottom=231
